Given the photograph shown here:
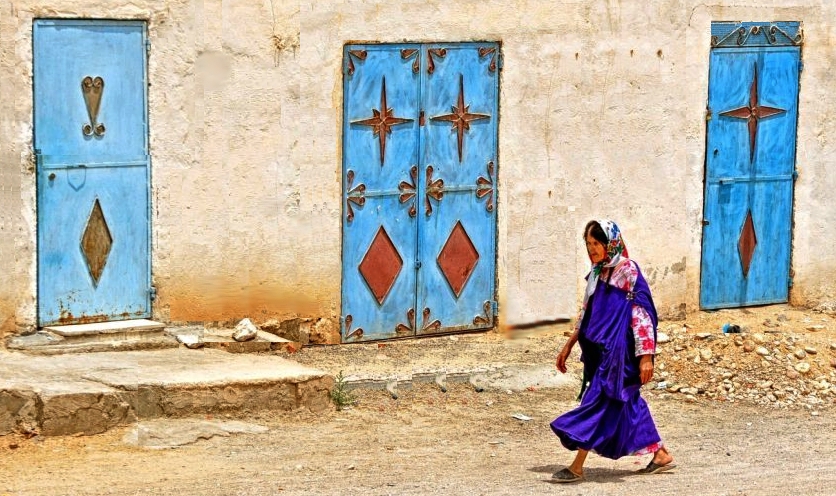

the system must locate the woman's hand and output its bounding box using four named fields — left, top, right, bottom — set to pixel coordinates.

left=556, top=346, right=572, bottom=374
left=639, top=355, right=654, bottom=384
